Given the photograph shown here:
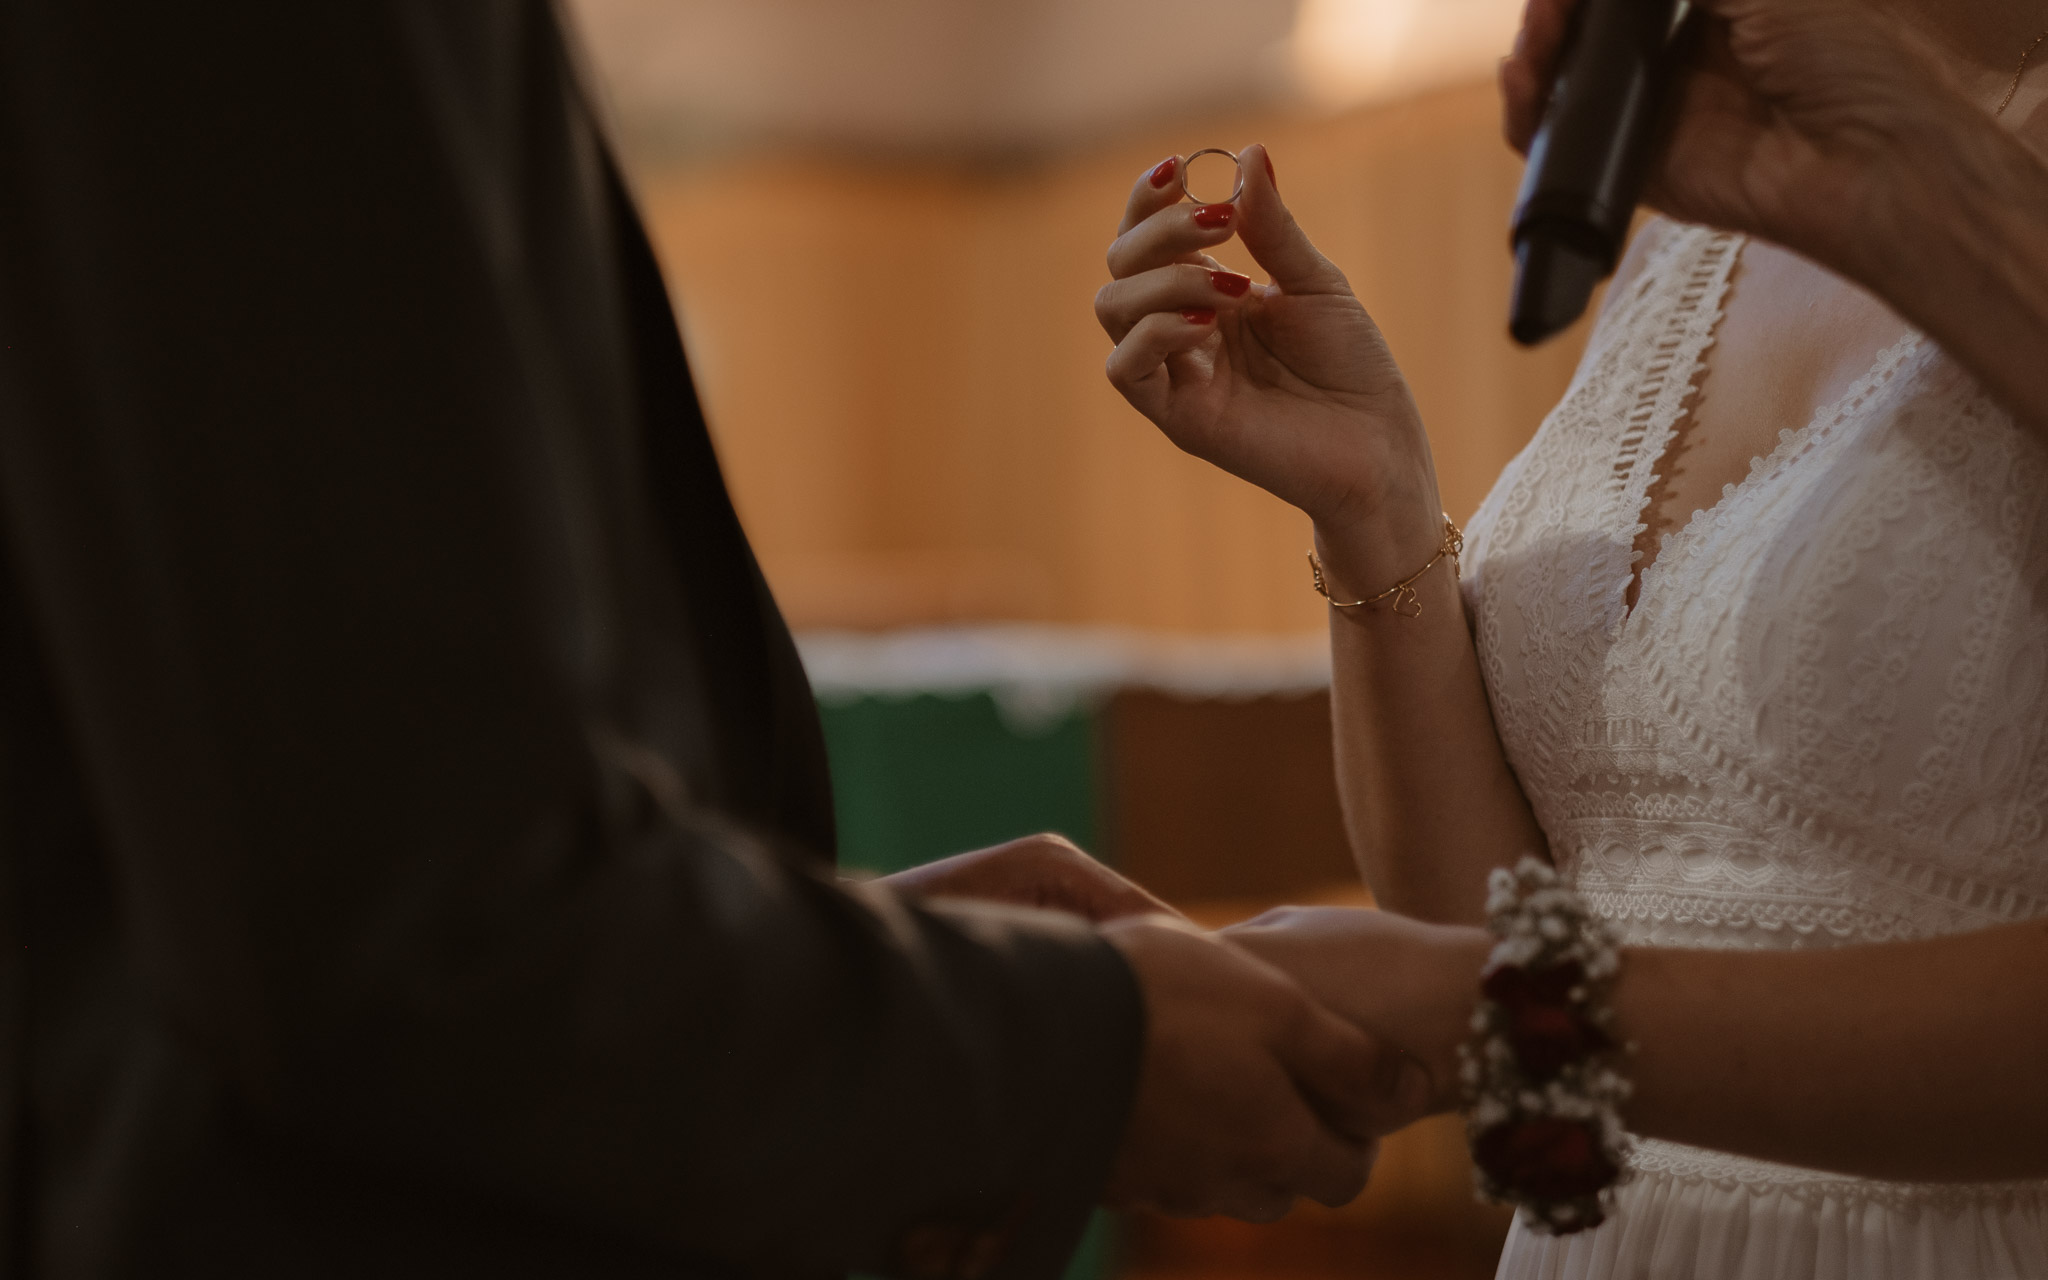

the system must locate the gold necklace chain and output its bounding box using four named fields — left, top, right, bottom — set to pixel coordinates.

left=1996, top=26, right=2048, bottom=117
